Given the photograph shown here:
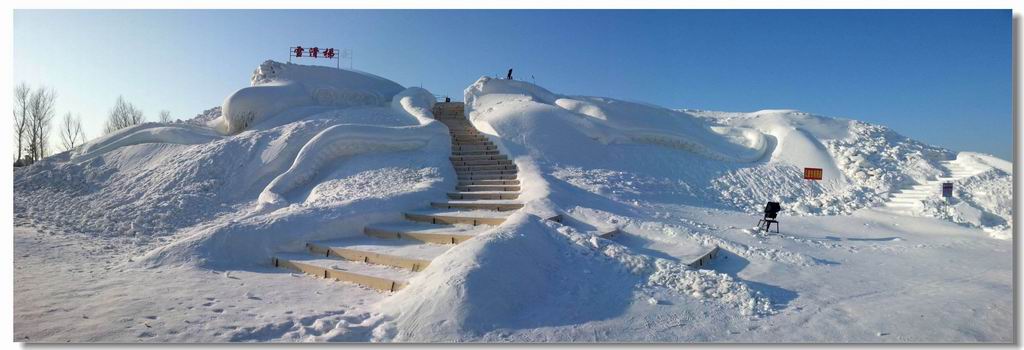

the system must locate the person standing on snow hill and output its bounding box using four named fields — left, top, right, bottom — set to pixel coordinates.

left=507, top=68, right=513, bottom=80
